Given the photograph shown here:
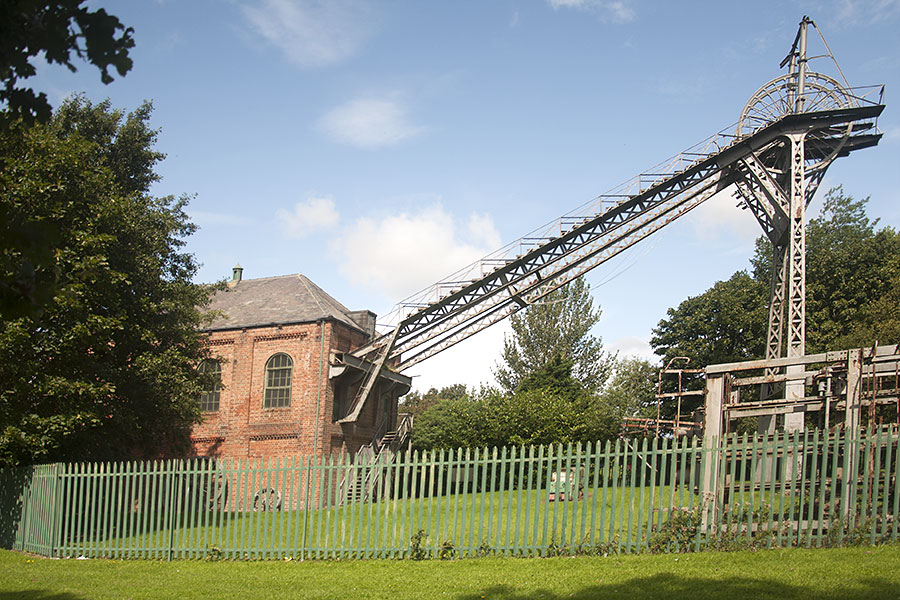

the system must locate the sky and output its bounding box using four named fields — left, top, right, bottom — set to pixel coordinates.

left=28, top=0, right=900, bottom=393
